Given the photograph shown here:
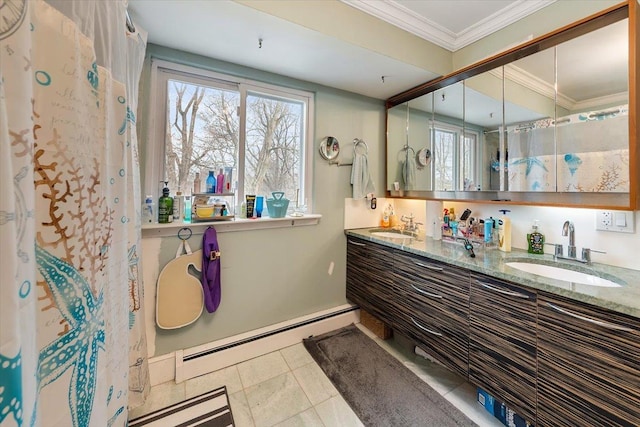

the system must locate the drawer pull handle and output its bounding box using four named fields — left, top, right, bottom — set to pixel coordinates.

left=415, top=262, right=443, bottom=272
left=478, top=281, right=530, bottom=299
left=410, top=317, right=442, bottom=337
left=547, top=303, right=633, bottom=332
left=411, top=284, right=443, bottom=299
left=348, top=240, right=366, bottom=246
